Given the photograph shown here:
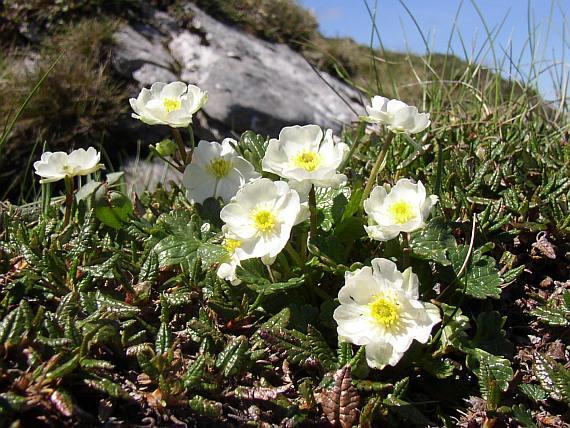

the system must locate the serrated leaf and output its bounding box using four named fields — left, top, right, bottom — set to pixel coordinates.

left=84, top=377, right=130, bottom=400
left=183, top=355, right=206, bottom=390
left=410, top=216, right=456, bottom=265
left=216, top=335, right=248, bottom=377
left=511, top=404, right=537, bottom=428
left=359, top=395, right=383, bottom=428
left=188, top=396, right=223, bottom=418
left=155, top=322, right=172, bottom=355
left=197, top=243, right=227, bottom=268
left=531, top=294, right=570, bottom=327
left=259, top=328, right=313, bottom=367
left=94, top=291, right=139, bottom=318
left=153, top=210, right=201, bottom=268
left=449, top=246, right=502, bottom=299
left=318, top=365, right=360, bottom=428
left=533, top=353, right=570, bottom=403
left=49, top=389, right=74, bottom=417
left=252, top=307, right=290, bottom=346
left=237, top=260, right=305, bottom=295
left=0, top=301, right=33, bottom=346
left=466, top=348, right=513, bottom=400
left=337, top=339, right=353, bottom=367
left=518, top=383, right=548, bottom=402
left=307, top=325, right=336, bottom=371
